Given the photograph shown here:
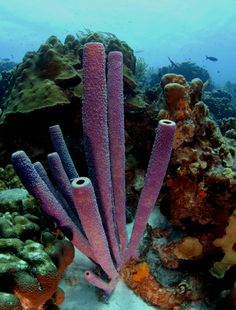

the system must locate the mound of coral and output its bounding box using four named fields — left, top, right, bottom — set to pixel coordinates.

left=0, top=33, right=140, bottom=165
left=0, top=165, right=74, bottom=310
left=0, top=32, right=136, bottom=123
